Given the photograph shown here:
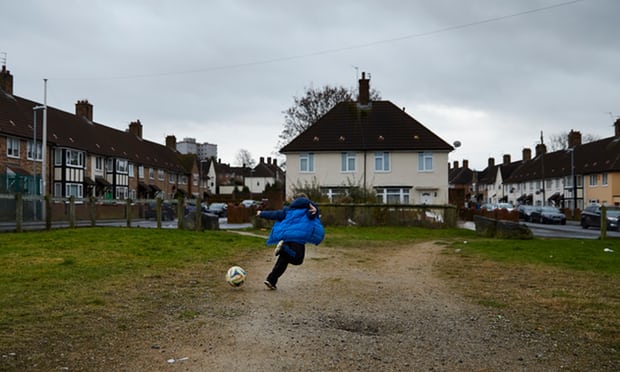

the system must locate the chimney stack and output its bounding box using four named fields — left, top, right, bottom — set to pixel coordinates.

left=535, top=143, right=547, bottom=157
left=358, top=72, right=370, bottom=105
left=522, top=148, right=532, bottom=161
left=568, top=130, right=582, bottom=148
left=166, top=135, right=177, bottom=150
left=75, top=100, right=93, bottom=121
left=615, top=118, right=620, bottom=137
left=488, top=157, right=495, bottom=168
left=0, top=65, right=13, bottom=95
left=503, top=154, right=511, bottom=165
left=463, top=159, right=469, bottom=169
left=129, top=120, right=142, bottom=138
left=260, top=156, right=265, bottom=164
left=453, top=160, right=459, bottom=169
